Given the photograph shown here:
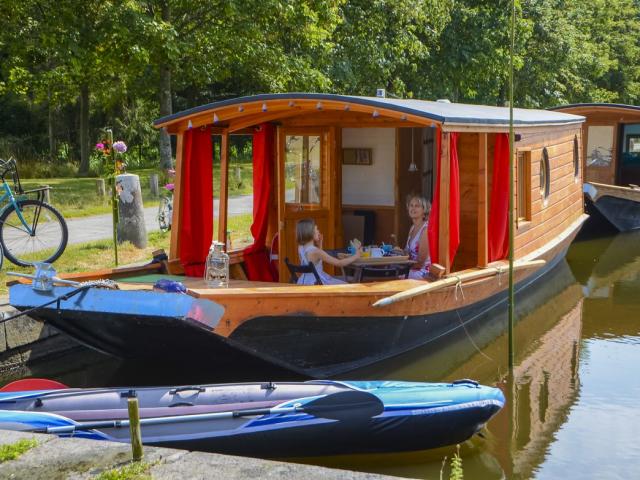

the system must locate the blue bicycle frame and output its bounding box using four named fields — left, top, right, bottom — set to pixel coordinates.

left=0, top=174, right=43, bottom=237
